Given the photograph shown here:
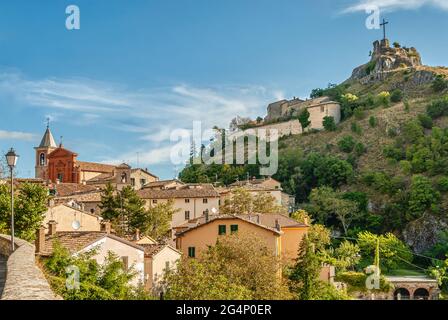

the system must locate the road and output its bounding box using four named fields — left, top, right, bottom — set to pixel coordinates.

left=0, top=255, right=6, bottom=297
